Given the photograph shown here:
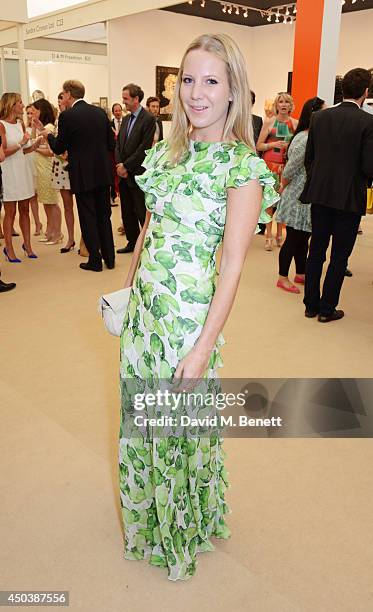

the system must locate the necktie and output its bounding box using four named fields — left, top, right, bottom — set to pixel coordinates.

left=126, top=114, right=135, bottom=137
